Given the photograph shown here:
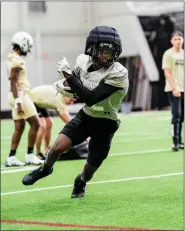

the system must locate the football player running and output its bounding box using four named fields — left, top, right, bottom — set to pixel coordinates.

left=5, top=31, right=43, bottom=167
left=22, top=26, right=129, bottom=198
left=29, top=85, right=77, bottom=160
